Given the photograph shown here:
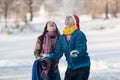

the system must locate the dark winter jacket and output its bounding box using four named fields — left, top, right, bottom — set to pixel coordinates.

left=48, top=30, right=91, bottom=69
